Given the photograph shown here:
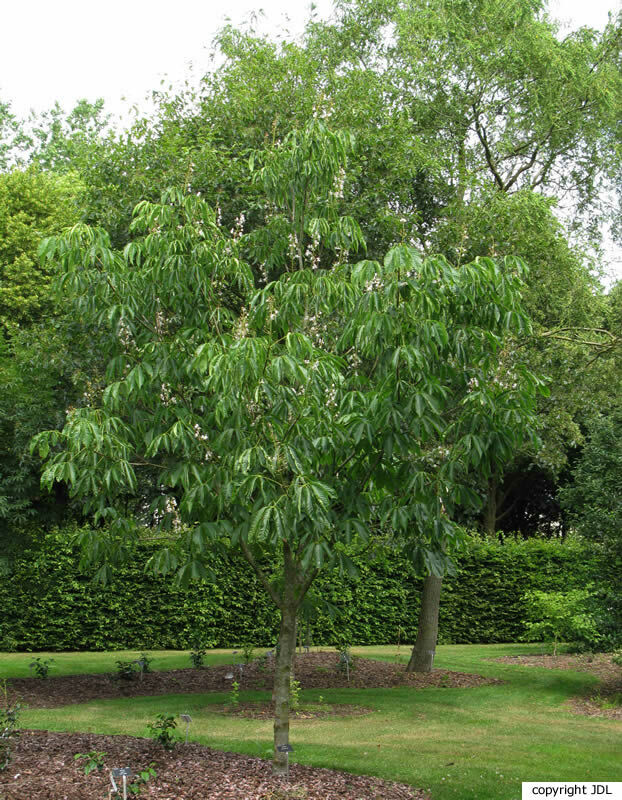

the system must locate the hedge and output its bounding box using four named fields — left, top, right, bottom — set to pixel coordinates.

left=0, top=528, right=597, bottom=651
